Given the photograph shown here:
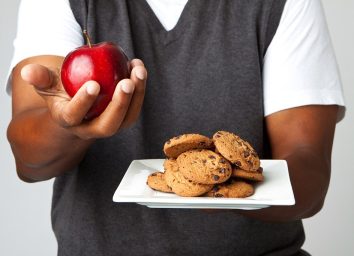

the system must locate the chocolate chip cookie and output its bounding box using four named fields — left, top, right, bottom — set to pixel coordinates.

left=163, top=134, right=214, bottom=159
left=163, top=158, right=179, bottom=173
left=206, top=180, right=254, bottom=198
left=176, top=149, right=232, bottom=184
left=146, top=171, right=173, bottom=193
left=164, top=162, right=213, bottom=197
left=232, top=166, right=264, bottom=182
left=213, top=131, right=260, bottom=172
